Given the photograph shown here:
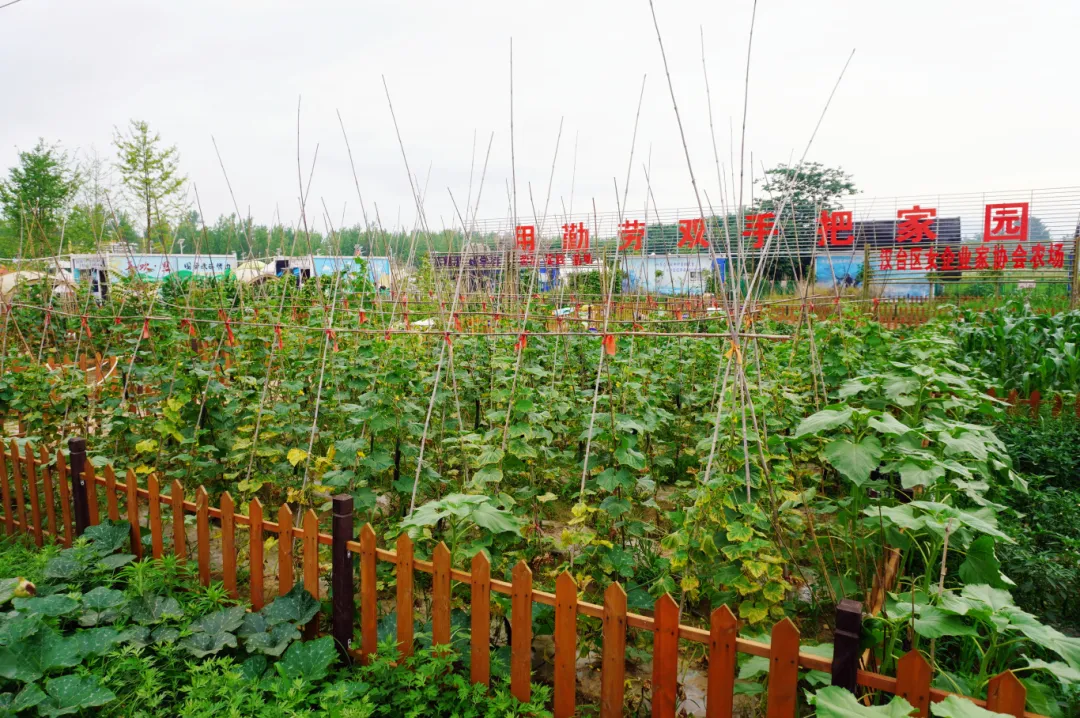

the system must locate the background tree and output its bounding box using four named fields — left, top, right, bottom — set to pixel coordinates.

left=113, top=120, right=186, bottom=252
left=63, top=146, right=114, bottom=253
left=752, top=162, right=859, bottom=281
left=0, top=139, right=80, bottom=256
left=1029, top=216, right=1051, bottom=241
